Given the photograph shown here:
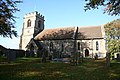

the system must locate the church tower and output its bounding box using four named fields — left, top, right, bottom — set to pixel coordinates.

left=19, top=11, right=45, bottom=50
